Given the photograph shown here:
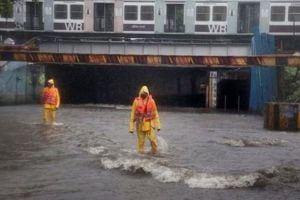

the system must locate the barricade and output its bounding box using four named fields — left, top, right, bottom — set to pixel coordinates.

left=264, top=102, right=300, bottom=131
